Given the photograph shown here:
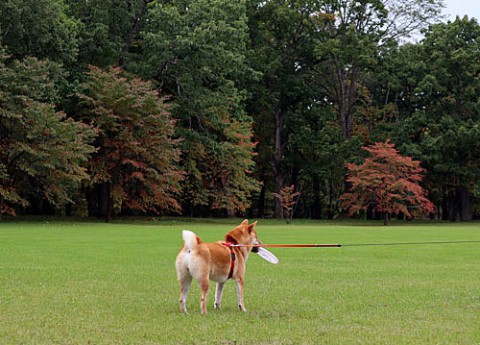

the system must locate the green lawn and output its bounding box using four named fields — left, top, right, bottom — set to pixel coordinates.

left=1, top=219, right=479, bottom=344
